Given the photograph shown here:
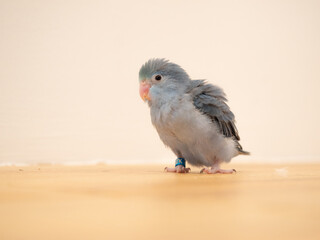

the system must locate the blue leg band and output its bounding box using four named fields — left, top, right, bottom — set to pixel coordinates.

left=175, top=158, right=186, bottom=167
